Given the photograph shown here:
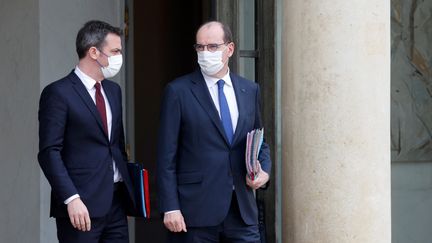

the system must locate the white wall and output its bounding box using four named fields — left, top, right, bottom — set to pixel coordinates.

left=0, top=1, right=125, bottom=242
left=0, top=1, right=41, bottom=242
